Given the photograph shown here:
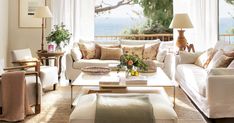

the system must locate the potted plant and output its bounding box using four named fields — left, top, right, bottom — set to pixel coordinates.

left=117, top=54, right=148, bottom=77
left=46, top=23, right=72, bottom=51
